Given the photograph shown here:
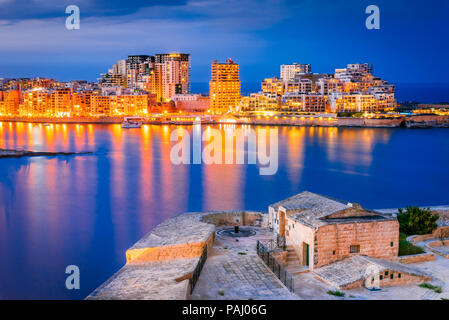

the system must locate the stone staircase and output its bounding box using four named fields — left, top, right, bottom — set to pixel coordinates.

left=284, top=245, right=309, bottom=274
